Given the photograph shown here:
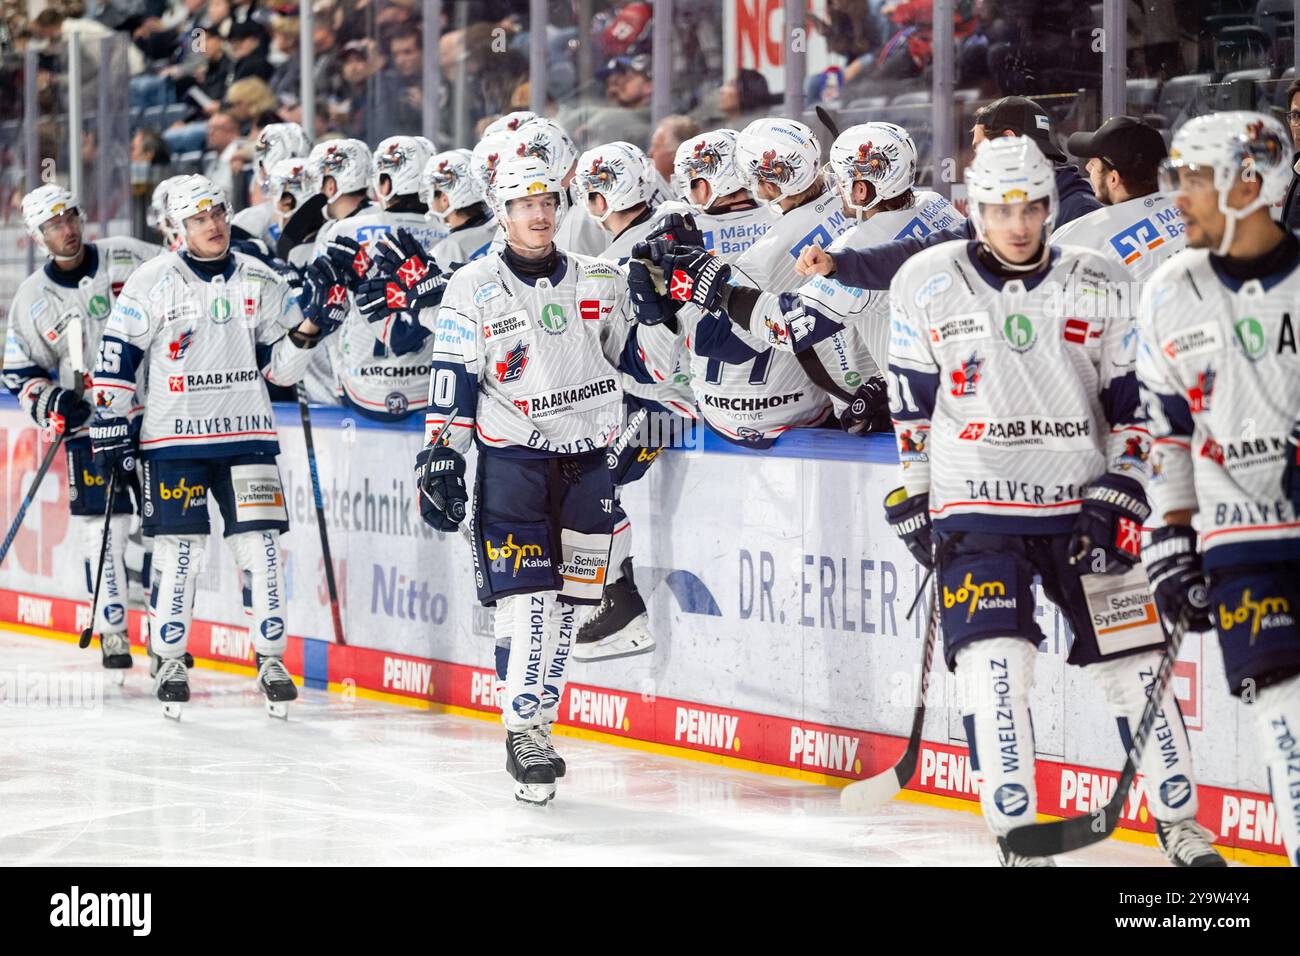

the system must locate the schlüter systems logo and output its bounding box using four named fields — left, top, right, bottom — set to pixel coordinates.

left=49, top=886, right=151, bottom=936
